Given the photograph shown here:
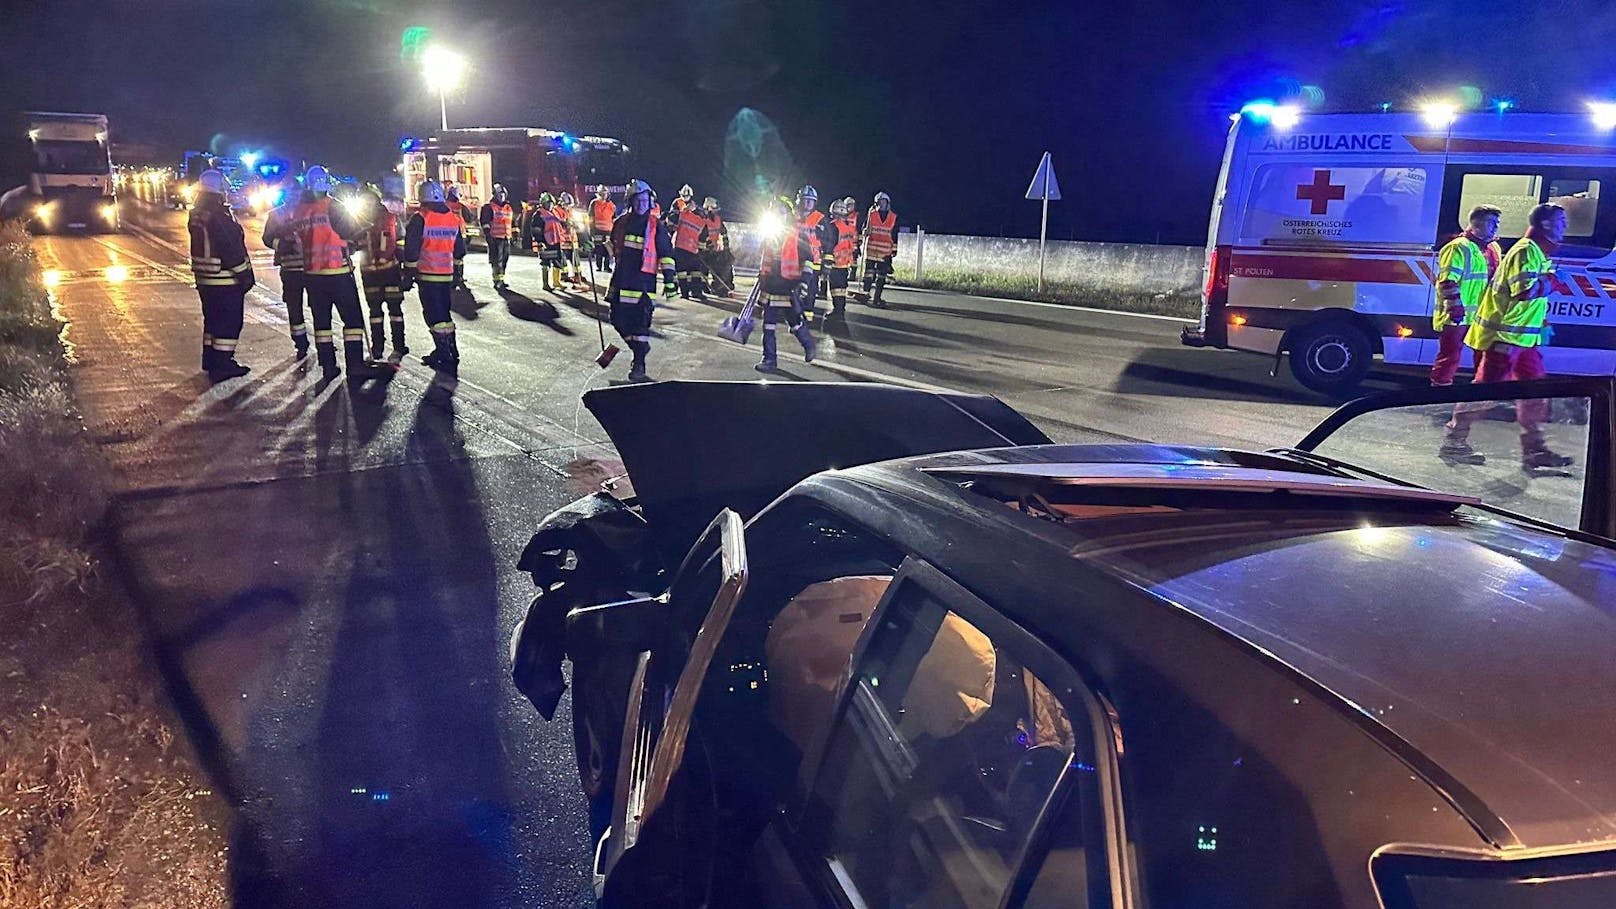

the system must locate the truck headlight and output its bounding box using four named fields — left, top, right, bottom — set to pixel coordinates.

left=34, top=202, right=55, bottom=224
left=181, top=185, right=197, bottom=203
left=100, top=202, right=118, bottom=222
